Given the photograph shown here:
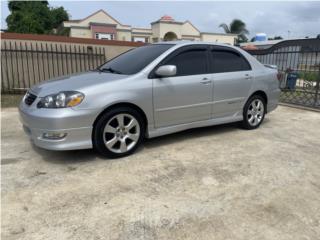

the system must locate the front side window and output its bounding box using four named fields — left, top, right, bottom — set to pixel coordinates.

left=165, top=49, right=207, bottom=76
left=211, top=50, right=251, bottom=73
left=99, top=44, right=174, bottom=75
